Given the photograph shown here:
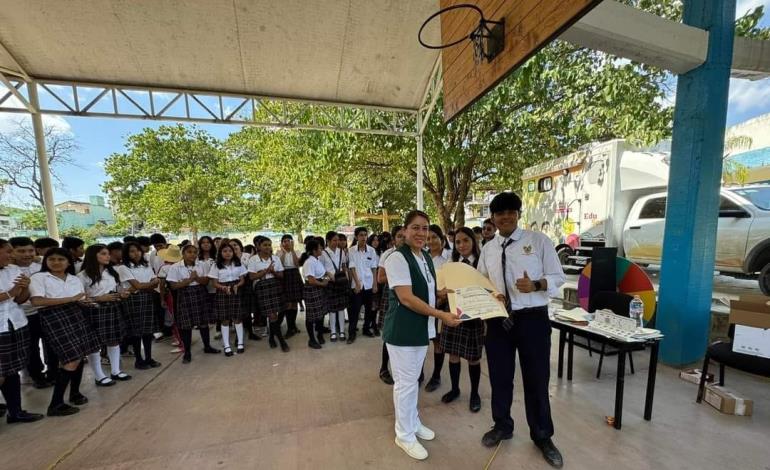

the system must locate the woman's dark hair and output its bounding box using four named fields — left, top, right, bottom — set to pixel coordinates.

left=136, top=236, right=151, bottom=247
left=216, top=239, right=242, bottom=269
left=82, top=244, right=120, bottom=287
left=428, top=224, right=445, bottom=251
left=122, top=235, right=138, bottom=243
left=62, top=236, right=84, bottom=252
left=299, top=238, right=322, bottom=267
left=122, top=241, right=148, bottom=268
left=244, top=244, right=255, bottom=255
left=391, top=225, right=403, bottom=235
left=281, top=234, right=293, bottom=242
left=451, top=227, right=480, bottom=266
left=180, top=240, right=190, bottom=247
left=0, top=238, right=7, bottom=250
left=253, top=235, right=268, bottom=247
left=367, top=233, right=378, bottom=249
left=325, top=231, right=337, bottom=243
left=337, top=233, right=349, bottom=248
left=377, top=231, right=392, bottom=255
left=303, top=235, right=314, bottom=245
left=39, top=248, right=76, bottom=275
left=34, top=237, right=59, bottom=250
left=181, top=244, right=197, bottom=260
left=404, top=210, right=429, bottom=227
left=107, top=241, right=123, bottom=252
left=229, top=238, right=244, bottom=254
left=197, top=236, right=216, bottom=260
left=315, top=236, right=325, bottom=249
left=149, top=233, right=167, bottom=245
